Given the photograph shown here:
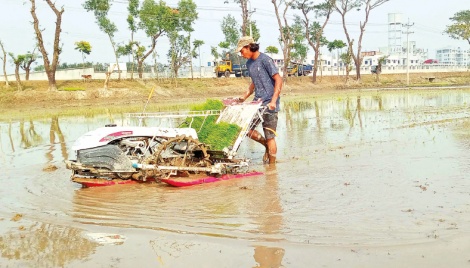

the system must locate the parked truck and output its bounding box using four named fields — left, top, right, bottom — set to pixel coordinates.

left=287, top=62, right=313, bottom=76
left=215, top=53, right=249, bottom=78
